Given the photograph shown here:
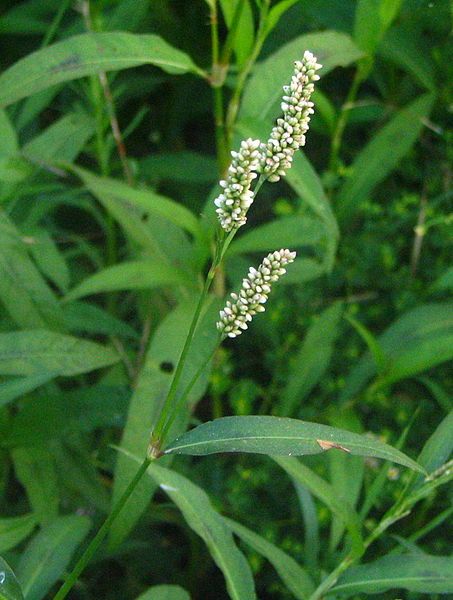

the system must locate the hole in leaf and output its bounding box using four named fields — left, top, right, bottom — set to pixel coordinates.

left=160, top=361, right=174, bottom=373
